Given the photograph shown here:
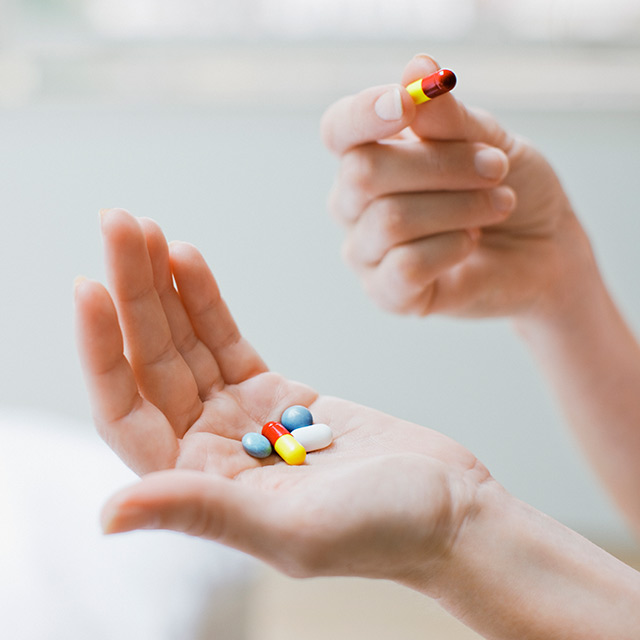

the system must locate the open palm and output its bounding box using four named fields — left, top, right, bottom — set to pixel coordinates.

left=74, top=209, right=486, bottom=581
